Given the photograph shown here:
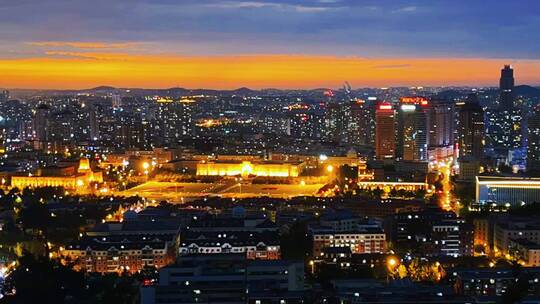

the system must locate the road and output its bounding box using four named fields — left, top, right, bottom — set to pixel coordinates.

left=433, top=159, right=458, bottom=214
